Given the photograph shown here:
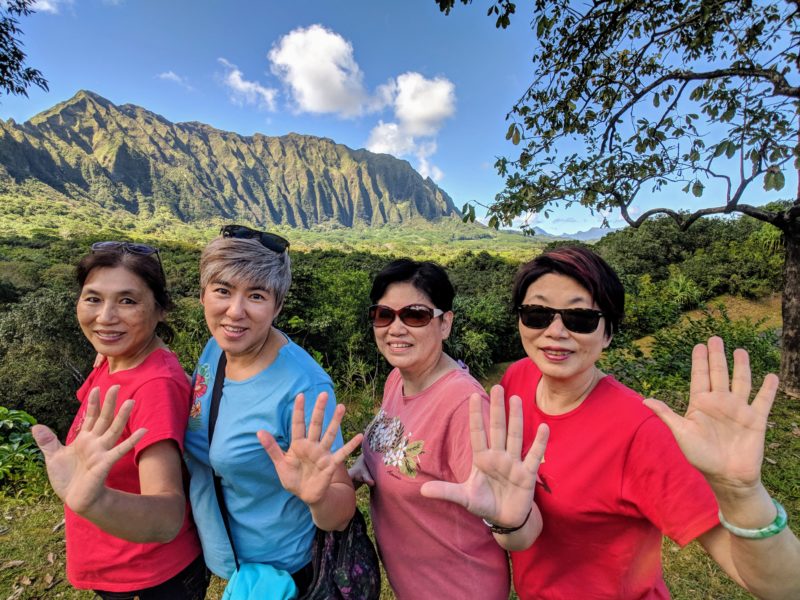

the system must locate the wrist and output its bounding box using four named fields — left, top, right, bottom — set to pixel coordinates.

left=483, top=508, right=532, bottom=535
